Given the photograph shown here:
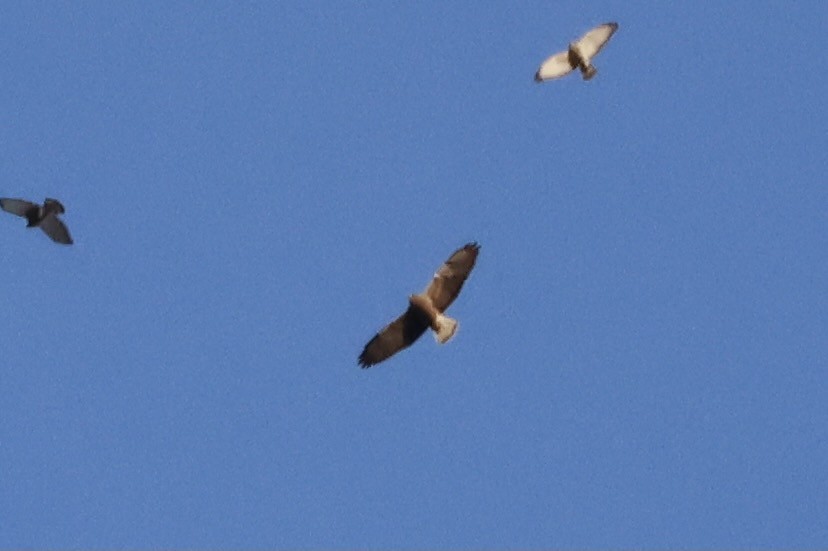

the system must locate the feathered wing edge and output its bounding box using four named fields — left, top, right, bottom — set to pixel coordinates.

left=358, top=305, right=430, bottom=368
left=0, top=198, right=38, bottom=217
left=576, top=22, right=618, bottom=59
left=425, top=242, right=480, bottom=312
left=39, top=215, right=73, bottom=245
left=534, top=51, right=574, bottom=82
